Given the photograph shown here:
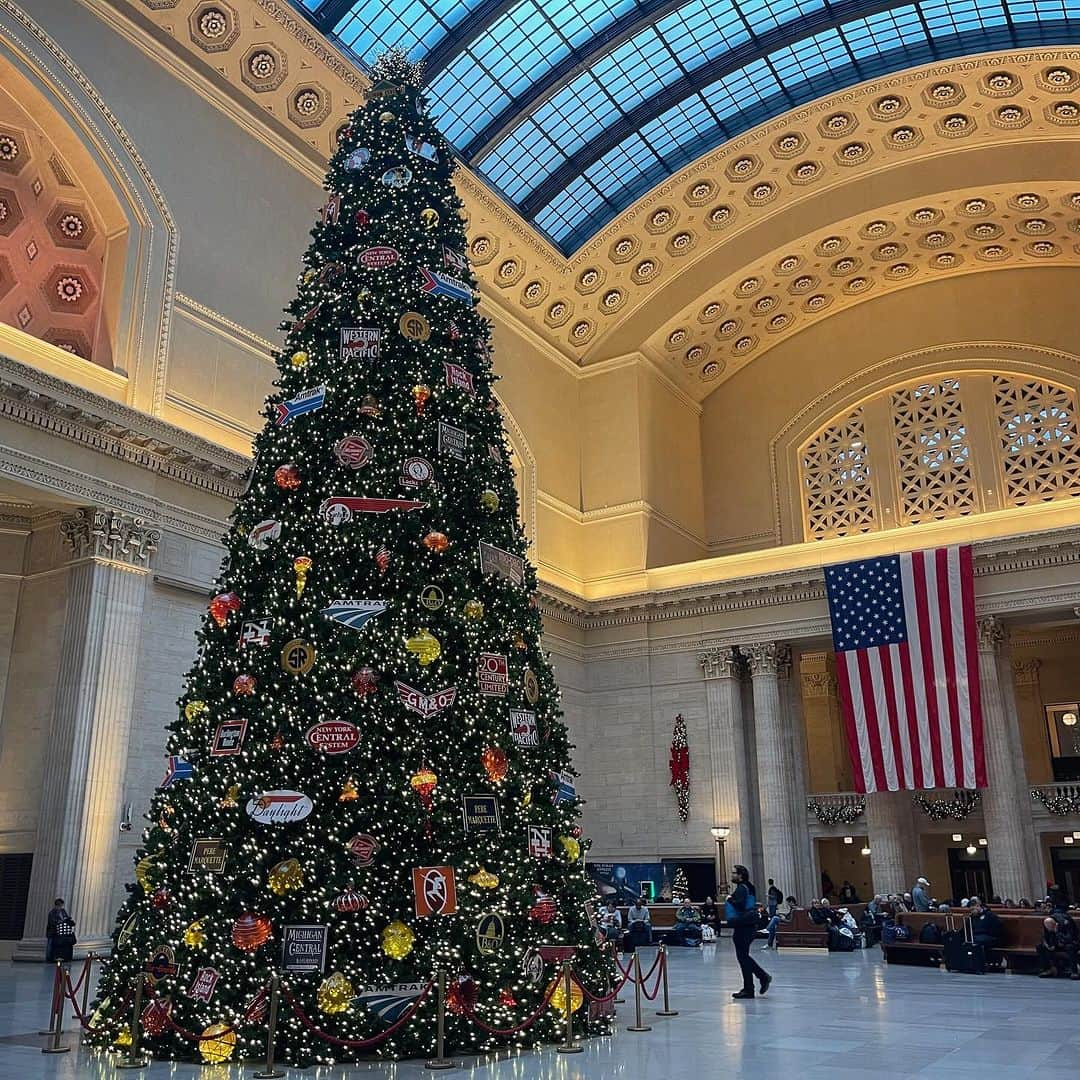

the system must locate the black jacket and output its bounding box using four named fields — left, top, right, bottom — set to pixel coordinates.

left=970, top=909, right=1002, bottom=943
